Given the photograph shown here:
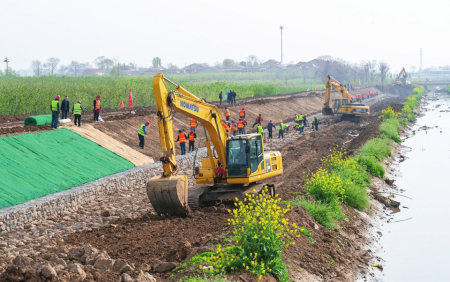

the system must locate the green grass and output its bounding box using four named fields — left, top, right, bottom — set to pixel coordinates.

left=179, top=276, right=230, bottom=282
left=355, top=156, right=385, bottom=178
left=357, top=137, right=392, bottom=161
left=379, top=118, right=402, bottom=143
left=283, top=197, right=343, bottom=229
